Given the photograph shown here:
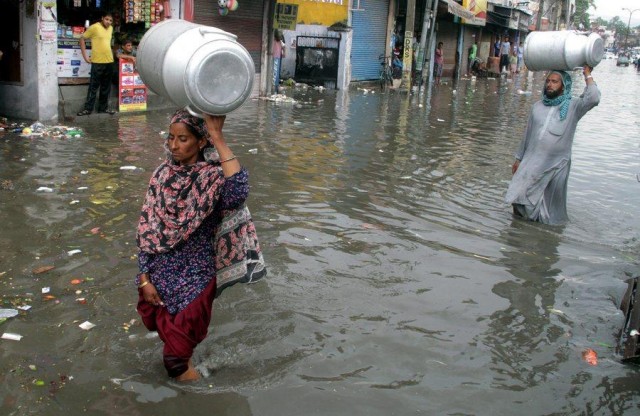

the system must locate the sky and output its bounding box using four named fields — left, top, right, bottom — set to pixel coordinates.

left=589, top=0, right=640, bottom=26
